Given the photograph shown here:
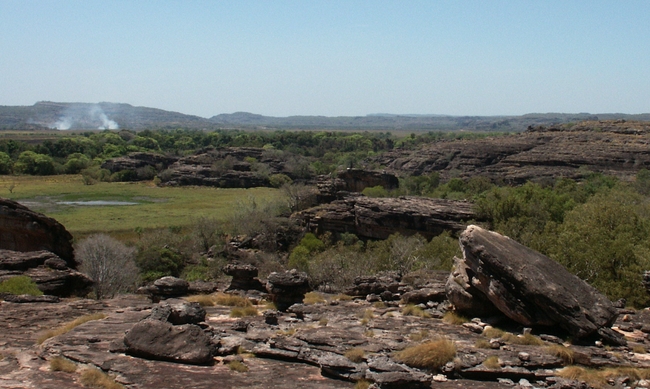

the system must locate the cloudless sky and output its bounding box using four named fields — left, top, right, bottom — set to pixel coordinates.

left=1, top=1, right=648, bottom=117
